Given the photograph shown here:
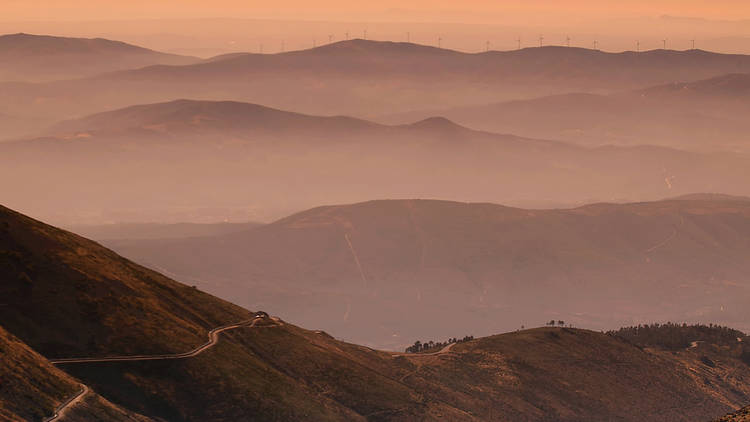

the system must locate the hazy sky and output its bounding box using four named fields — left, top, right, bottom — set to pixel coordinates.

left=4, top=0, right=750, bottom=22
